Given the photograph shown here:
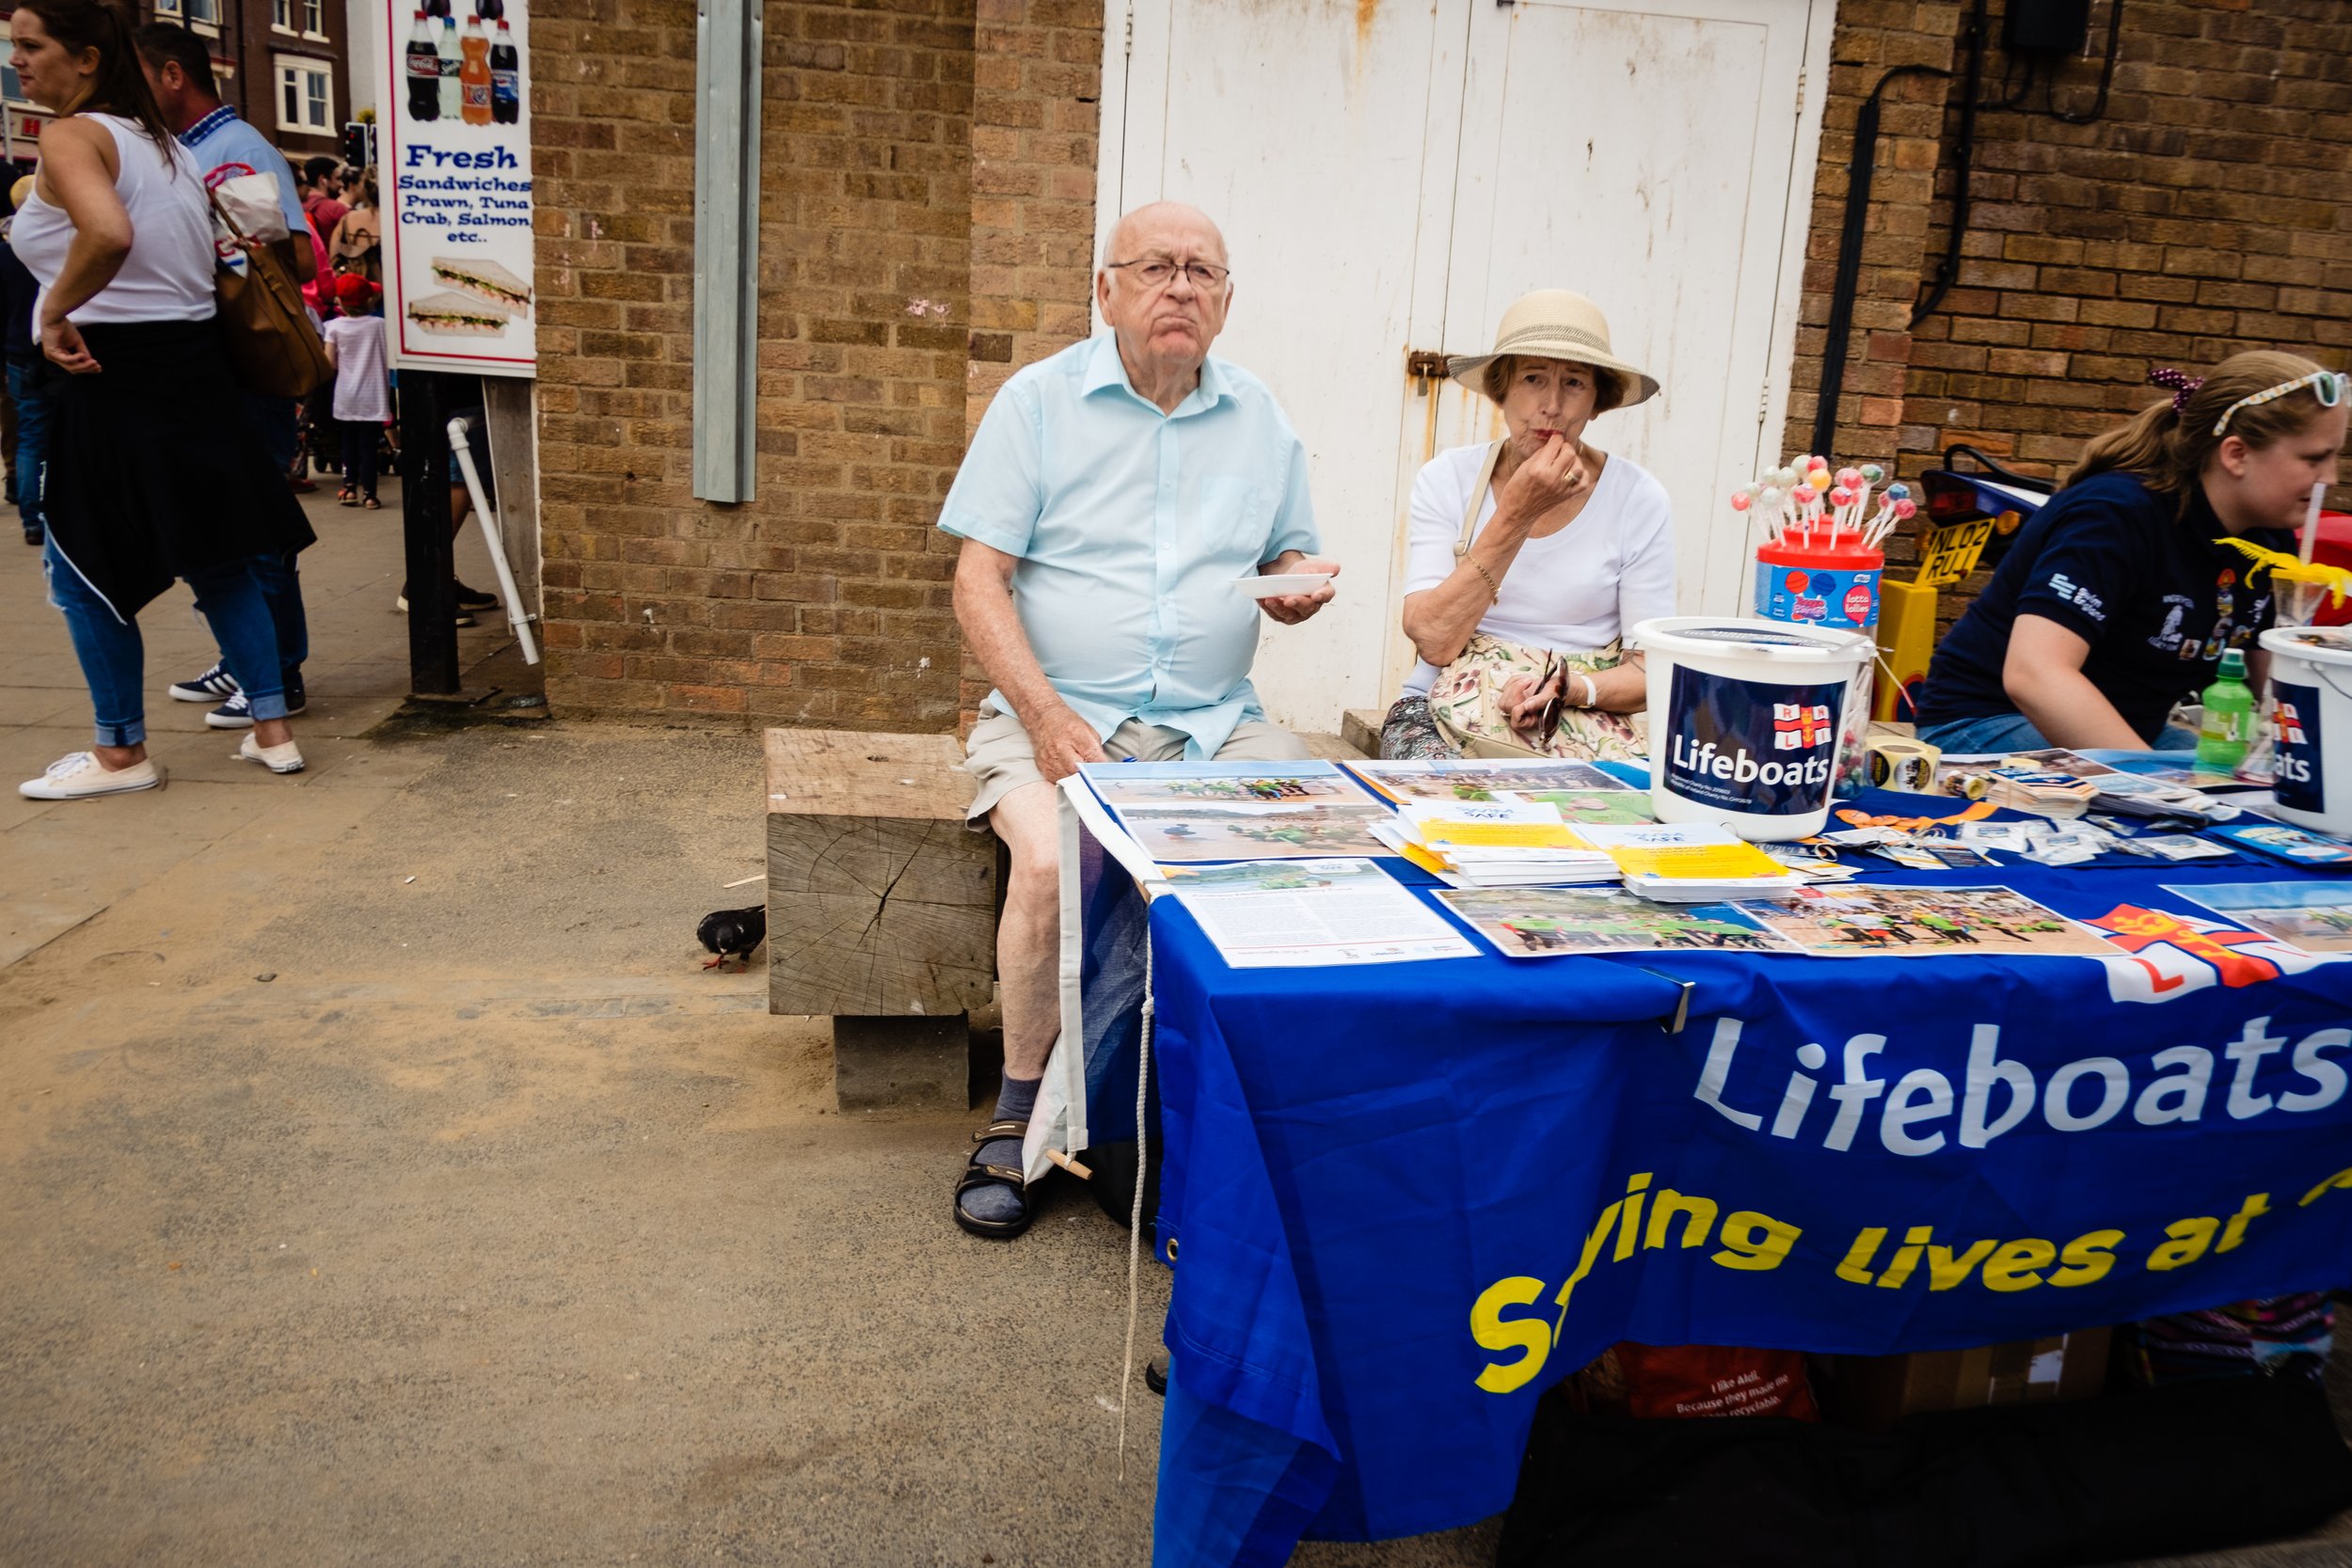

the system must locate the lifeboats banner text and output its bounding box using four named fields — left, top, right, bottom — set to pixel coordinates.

left=1138, top=838, right=2352, bottom=1567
